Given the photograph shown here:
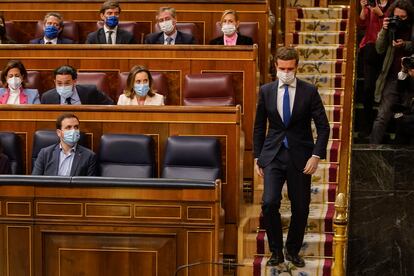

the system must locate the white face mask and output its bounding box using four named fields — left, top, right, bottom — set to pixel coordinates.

left=277, top=70, right=296, bottom=85
left=7, top=77, right=22, bottom=90
left=56, top=85, right=74, bottom=99
left=221, top=24, right=237, bottom=36
left=159, top=20, right=175, bottom=34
